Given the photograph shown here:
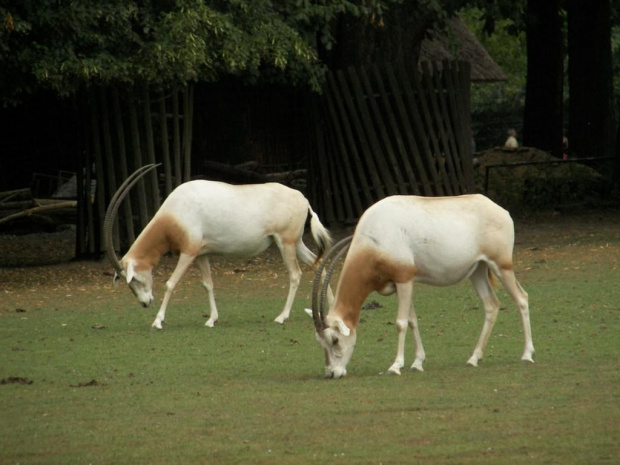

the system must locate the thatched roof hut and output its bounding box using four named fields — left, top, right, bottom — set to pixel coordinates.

left=419, top=16, right=507, bottom=82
